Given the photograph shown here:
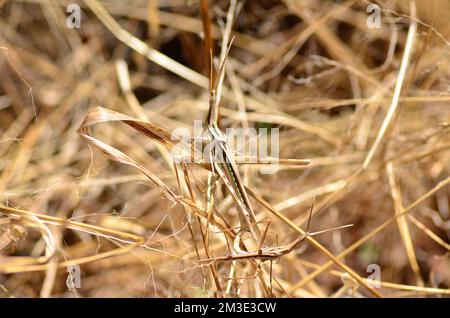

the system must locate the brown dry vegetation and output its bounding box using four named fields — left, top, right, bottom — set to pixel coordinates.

left=0, top=0, right=449, bottom=298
